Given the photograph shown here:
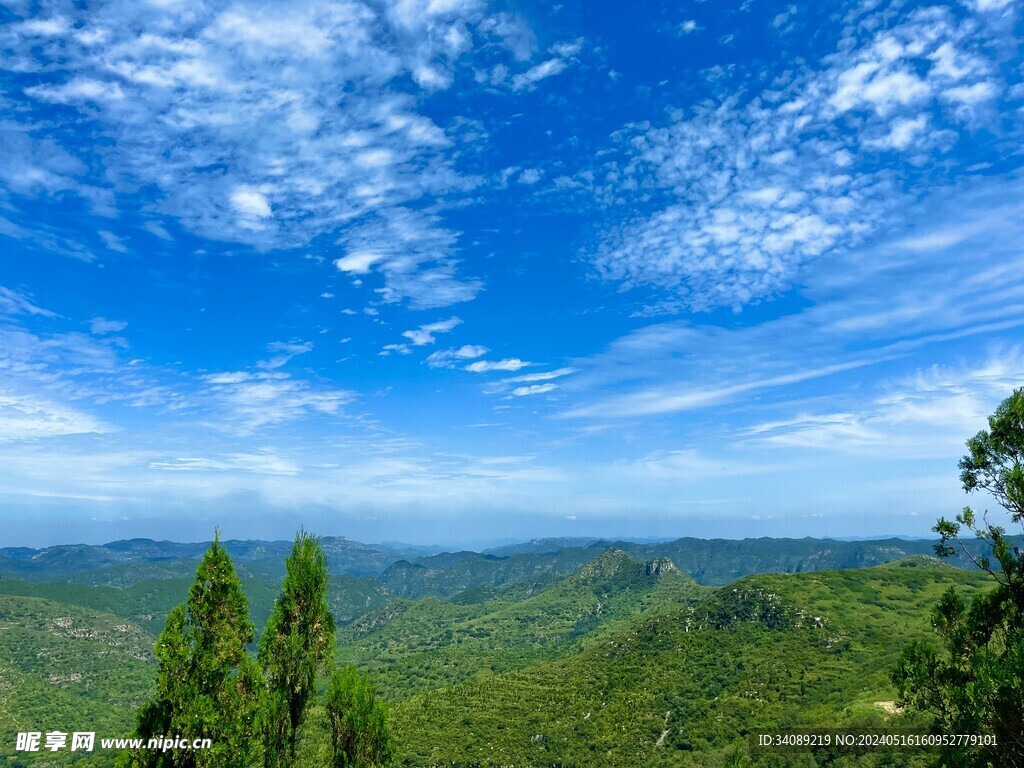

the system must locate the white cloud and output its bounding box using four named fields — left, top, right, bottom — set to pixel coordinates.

left=512, top=383, right=556, bottom=396
left=149, top=451, right=300, bottom=475
left=15, top=18, right=70, bottom=37
left=143, top=221, right=172, bottom=240
left=519, top=167, right=544, bottom=184
left=202, top=371, right=354, bottom=433
left=565, top=181, right=1024, bottom=425
left=335, top=250, right=384, bottom=275
left=590, top=3, right=1014, bottom=311
left=426, top=344, right=488, bottom=367
left=412, top=64, right=452, bottom=90
left=624, top=449, right=775, bottom=480
left=3, top=0, right=530, bottom=306
left=90, top=317, right=128, bottom=334
left=24, top=77, right=125, bottom=104
left=98, top=230, right=129, bottom=253
left=868, top=114, right=929, bottom=150
left=746, top=349, right=1024, bottom=458
left=831, top=66, right=931, bottom=115
left=943, top=81, right=1000, bottom=105
left=402, top=316, right=462, bottom=345
left=337, top=209, right=482, bottom=308
left=972, top=0, right=1014, bottom=11
left=258, top=340, right=313, bottom=370
left=511, top=58, right=567, bottom=91
left=465, top=358, right=529, bottom=373
left=502, top=367, right=576, bottom=384
left=678, top=20, right=699, bottom=35
left=549, top=38, right=583, bottom=58
left=0, top=391, right=109, bottom=440
left=230, top=186, right=272, bottom=218
left=479, top=13, right=536, bottom=61
left=564, top=358, right=878, bottom=419
left=0, top=286, right=56, bottom=318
